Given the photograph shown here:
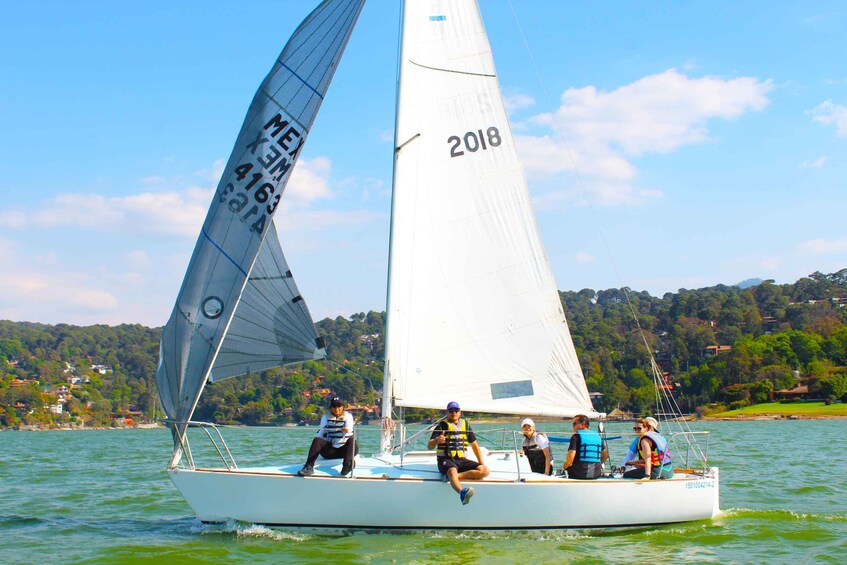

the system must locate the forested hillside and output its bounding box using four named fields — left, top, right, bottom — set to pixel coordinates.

left=2, top=270, right=845, bottom=428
